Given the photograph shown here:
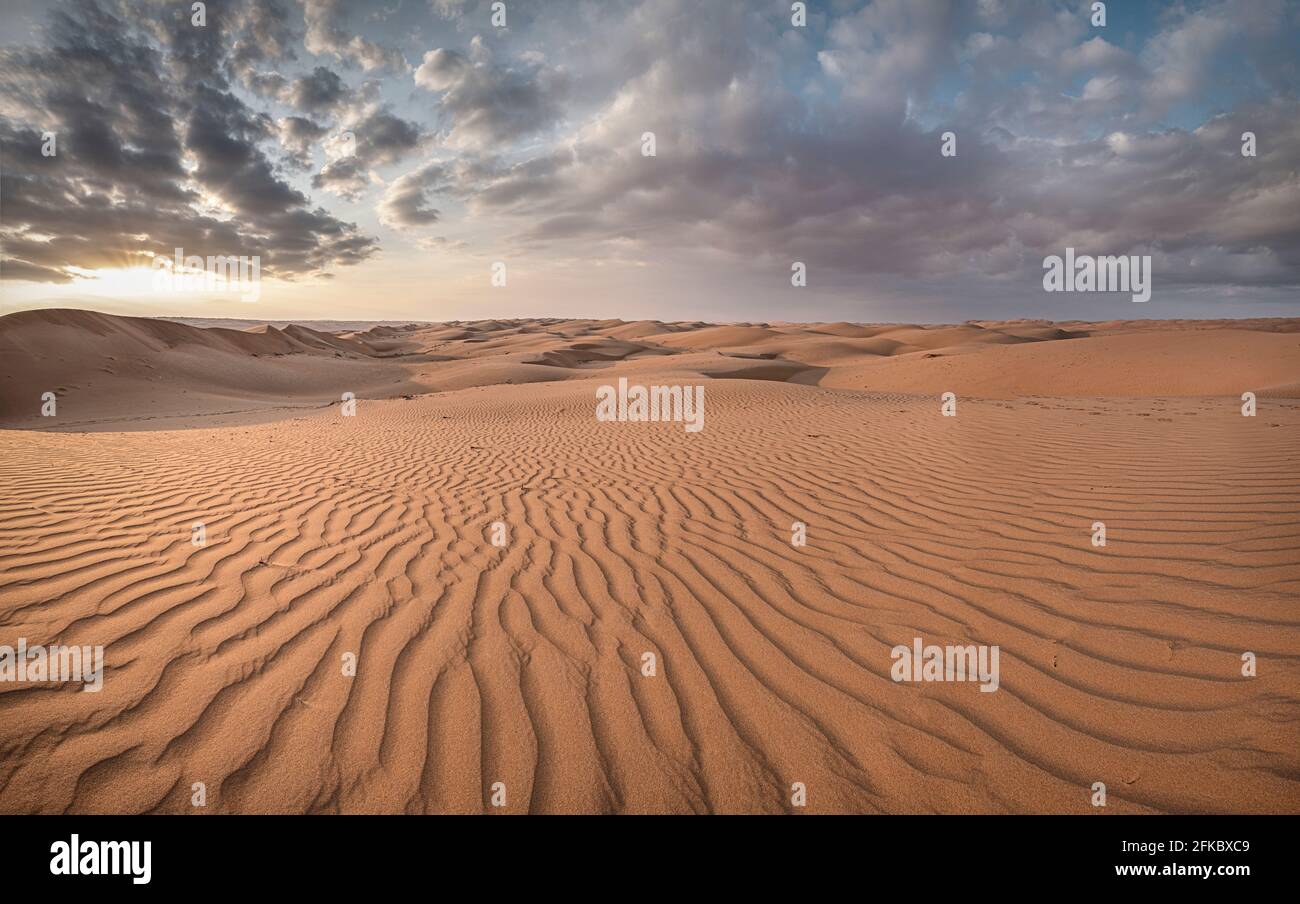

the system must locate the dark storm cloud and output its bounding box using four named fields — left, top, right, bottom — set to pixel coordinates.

left=0, top=0, right=377, bottom=282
